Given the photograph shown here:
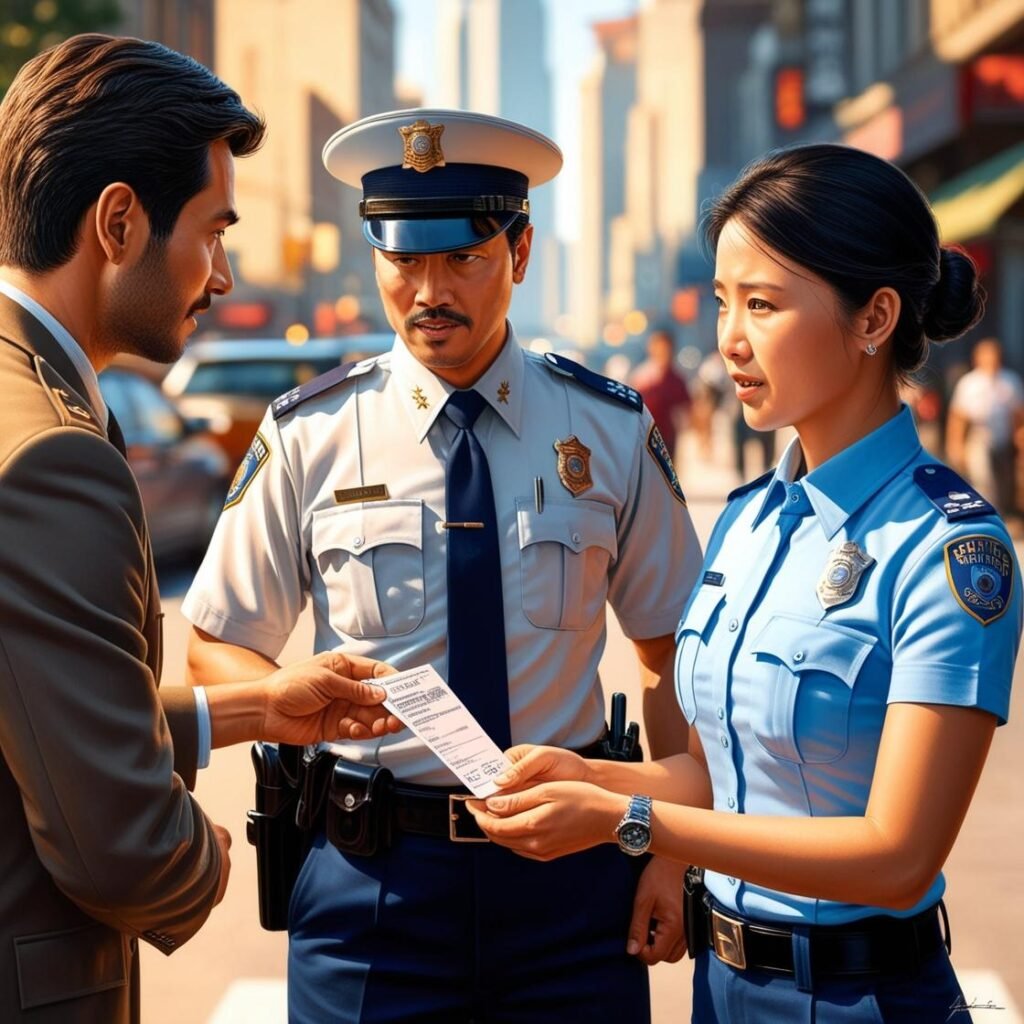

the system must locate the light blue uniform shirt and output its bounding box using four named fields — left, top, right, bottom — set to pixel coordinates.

left=675, top=406, right=1020, bottom=925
